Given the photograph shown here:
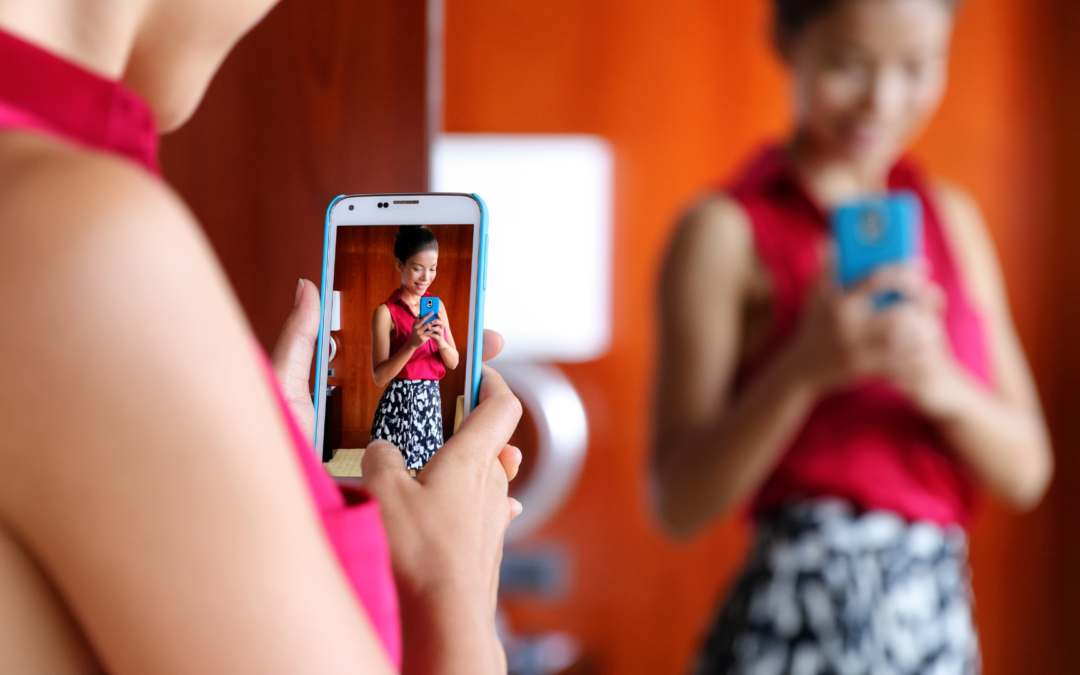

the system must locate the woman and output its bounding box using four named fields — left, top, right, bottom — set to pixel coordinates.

left=371, top=226, right=458, bottom=470
left=0, top=1, right=521, bottom=674
left=653, top=0, right=1053, bottom=672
